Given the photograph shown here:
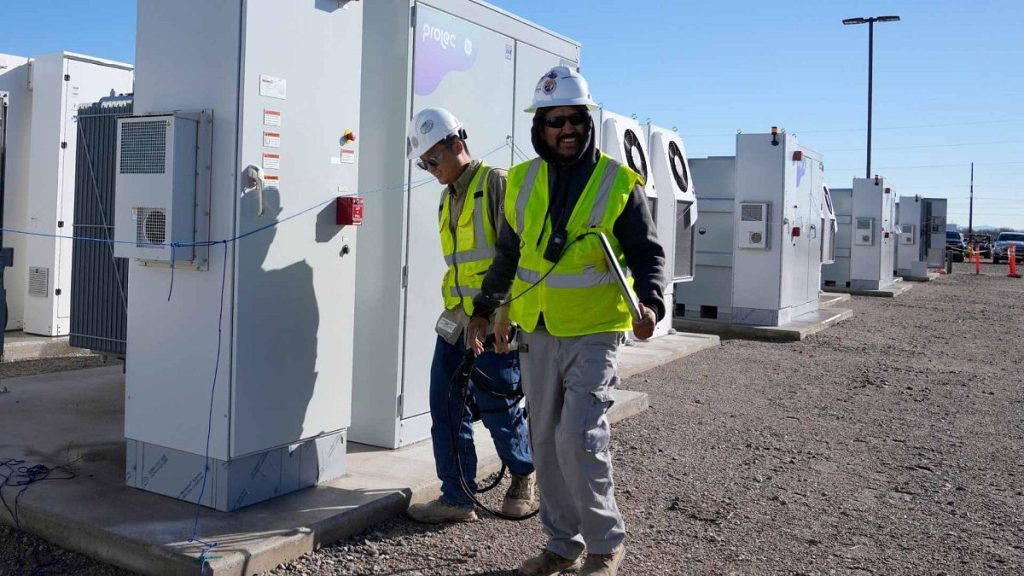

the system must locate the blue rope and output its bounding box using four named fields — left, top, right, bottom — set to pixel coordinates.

left=187, top=241, right=228, bottom=573
left=167, top=244, right=177, bottom=301
left=0, top=141, right=513, bottom=253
